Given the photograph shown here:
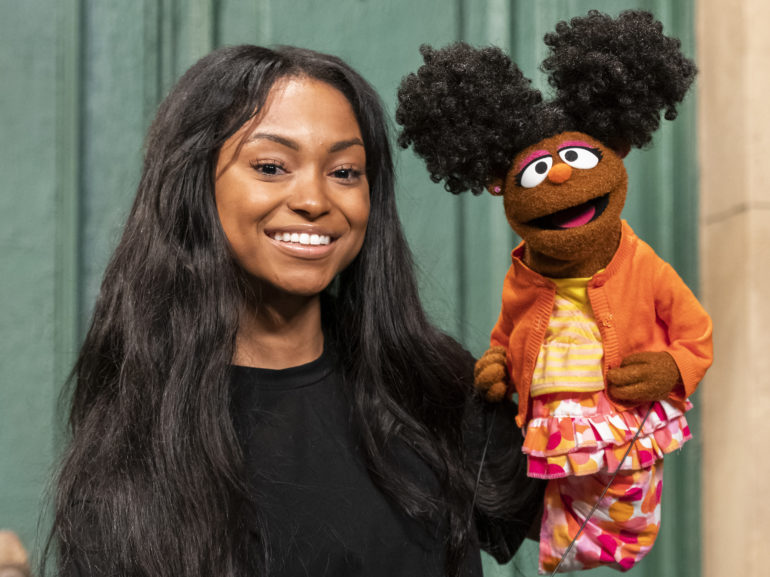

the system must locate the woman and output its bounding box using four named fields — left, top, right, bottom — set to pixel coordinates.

left=47, top=45, right=542, bottom=577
